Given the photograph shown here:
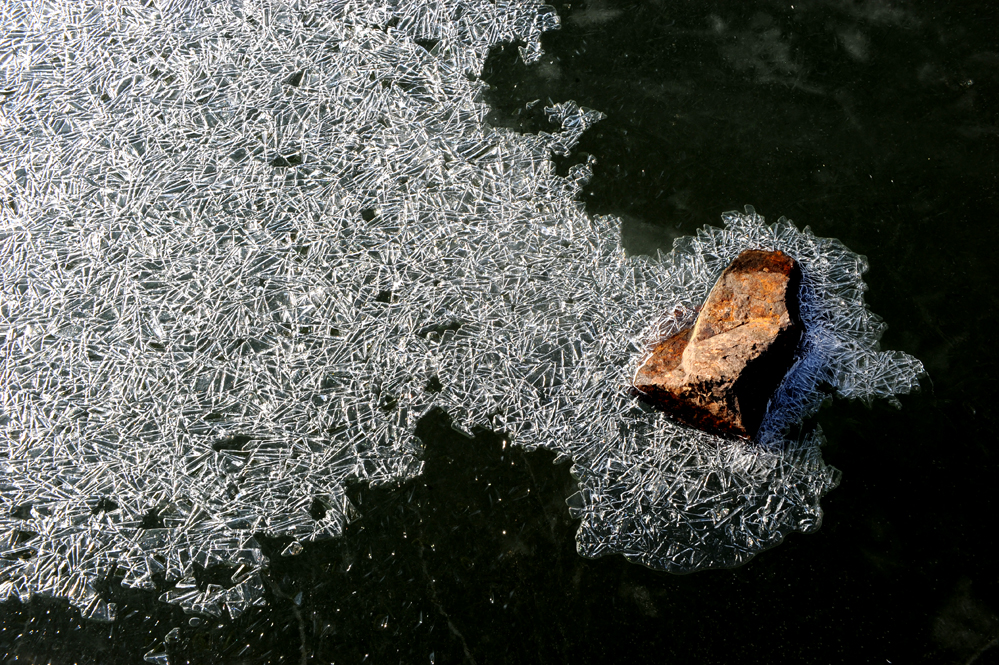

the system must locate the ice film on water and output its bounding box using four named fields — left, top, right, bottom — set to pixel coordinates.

left=0, top=0, right=924, bottom=620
